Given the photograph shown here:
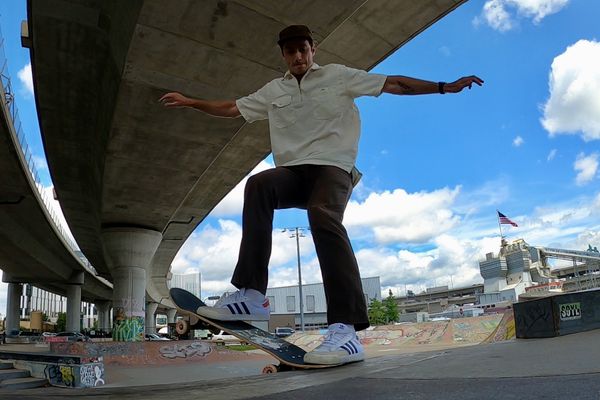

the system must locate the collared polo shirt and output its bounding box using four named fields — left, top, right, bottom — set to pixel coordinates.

left=236, top=63, right=387, bottom=172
